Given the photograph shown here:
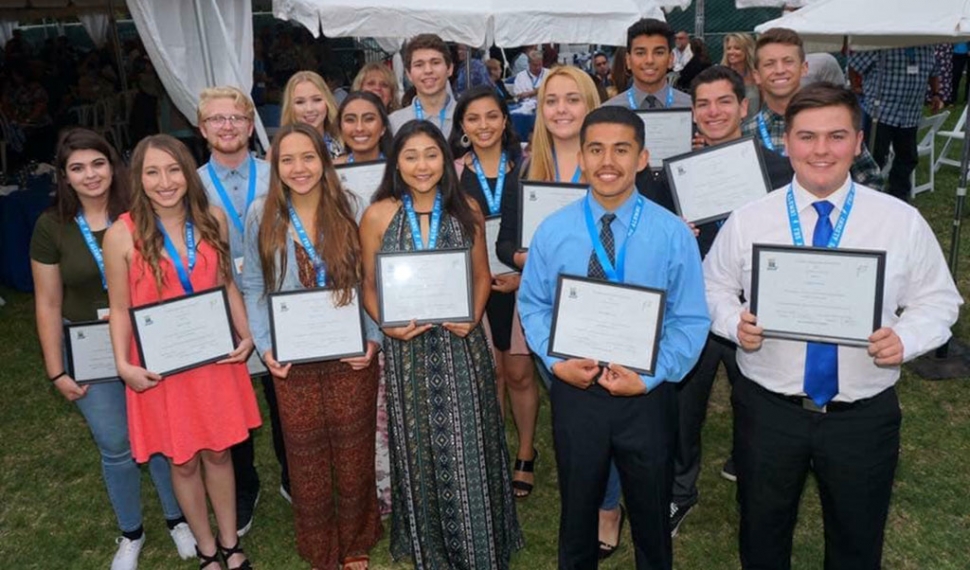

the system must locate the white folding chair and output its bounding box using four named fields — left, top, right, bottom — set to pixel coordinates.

left=912, top=110, right=950, bottom=198
left=934, top=104, right=967, bottom=172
